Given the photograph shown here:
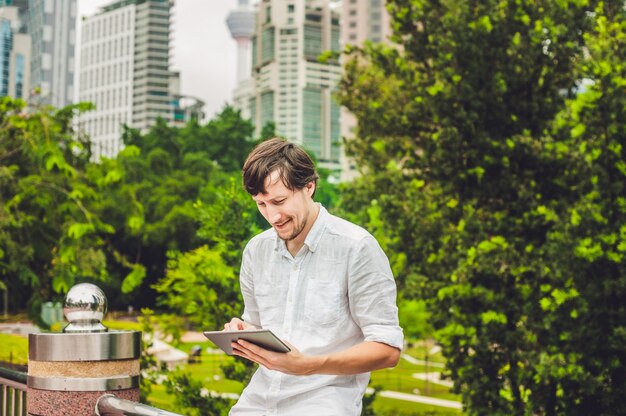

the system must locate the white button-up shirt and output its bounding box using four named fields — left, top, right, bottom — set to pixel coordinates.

left=230, top=205, right=403, bottom=416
